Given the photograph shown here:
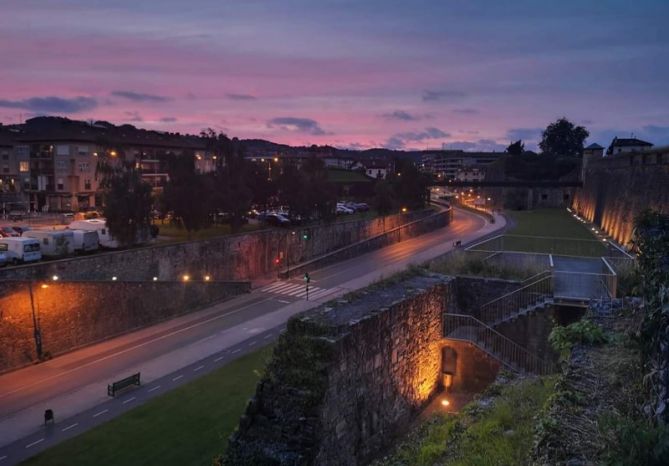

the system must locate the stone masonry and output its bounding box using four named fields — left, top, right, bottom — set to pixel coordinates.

left=225, top=273, right=455, bottom=466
